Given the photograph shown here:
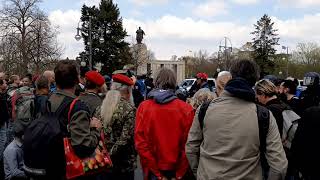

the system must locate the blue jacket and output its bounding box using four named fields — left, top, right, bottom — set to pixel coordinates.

left=3, top=139, right=27, bottom=180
